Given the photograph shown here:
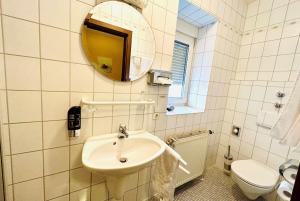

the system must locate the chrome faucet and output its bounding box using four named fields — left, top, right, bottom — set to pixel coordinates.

left=118, top=124, right=129, bottom=139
